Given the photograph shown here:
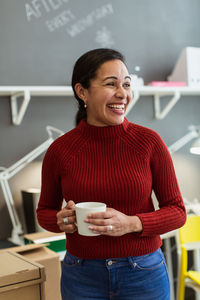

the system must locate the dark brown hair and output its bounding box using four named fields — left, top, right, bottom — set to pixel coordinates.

left=71, top=48, right=125, bottom=125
